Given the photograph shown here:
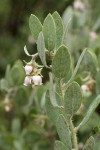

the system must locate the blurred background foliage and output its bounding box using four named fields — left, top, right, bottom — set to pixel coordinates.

left=0, top=0, right=100, bottom=150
